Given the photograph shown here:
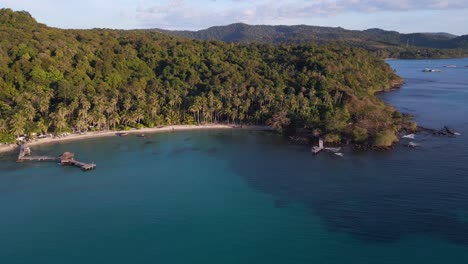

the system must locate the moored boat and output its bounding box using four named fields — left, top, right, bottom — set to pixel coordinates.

left=423, top=68, right=442, bottom=72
